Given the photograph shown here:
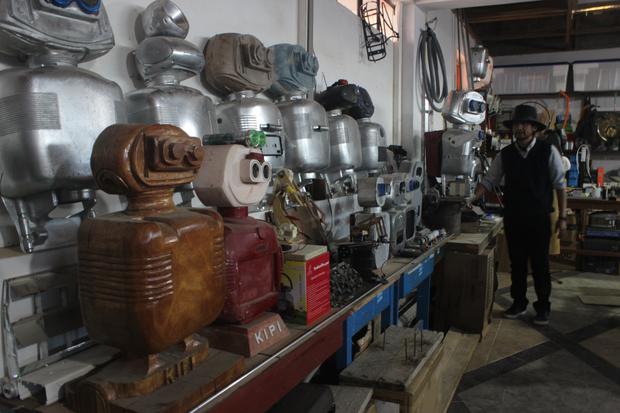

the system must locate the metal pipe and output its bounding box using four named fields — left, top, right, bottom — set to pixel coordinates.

left=188, top=280, right=386, bottom=413
left=308, top=0, right=314, bottom=54
left=573, top=4, right=620, bottom=14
